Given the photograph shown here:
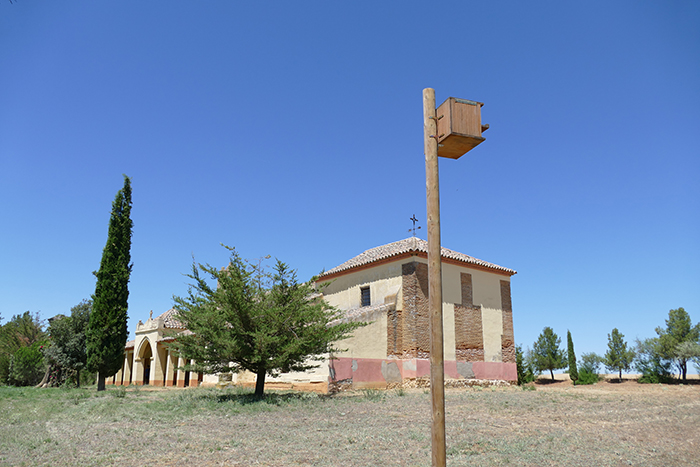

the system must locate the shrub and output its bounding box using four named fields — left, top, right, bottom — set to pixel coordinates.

left=579, top=352, right=602, bottom=374
left=0, top=311, right=46, bottom=385
left=111, top=386, right=127, bottom=398
left=516, top=344, right=536, bottom=385
left=8, top=342, right=47, bottom=386
left=361, top=389, right=384, bottom=401
left=634, top=338, right=673, bottom=384
left=576, top=369, right=599, bottom=385
left=574, top=352, right=602, bottom=385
